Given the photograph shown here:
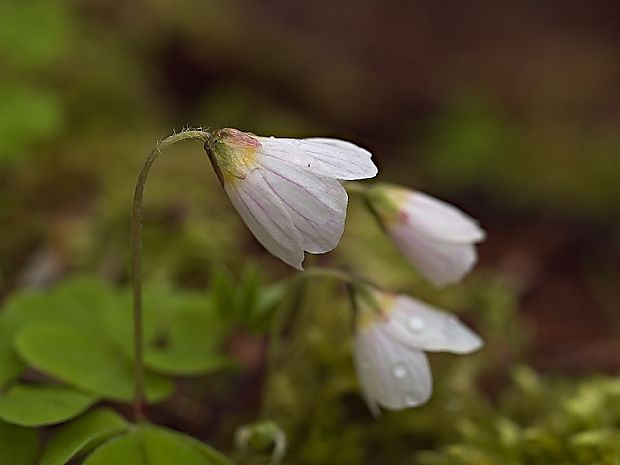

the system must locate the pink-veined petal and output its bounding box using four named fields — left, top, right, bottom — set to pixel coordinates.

left=224, top=170, right=304, bottom=269
left=256, top=137, right=378, bottom=181
left=257, top=155, right=347, bottom=254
